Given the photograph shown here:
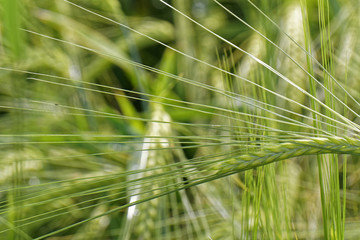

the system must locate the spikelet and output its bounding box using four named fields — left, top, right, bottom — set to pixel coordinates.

left=214, top=136, right=360, bottom=174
